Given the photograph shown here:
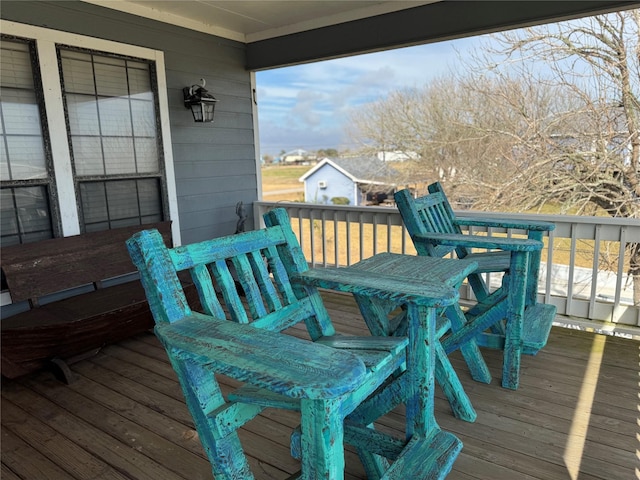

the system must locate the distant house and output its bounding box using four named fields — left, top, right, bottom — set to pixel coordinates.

left=299, top=157, right=398, bottom=206
left=281, top=149, right=314, bottom=164
left=377, top=151, right=419, bottom=162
